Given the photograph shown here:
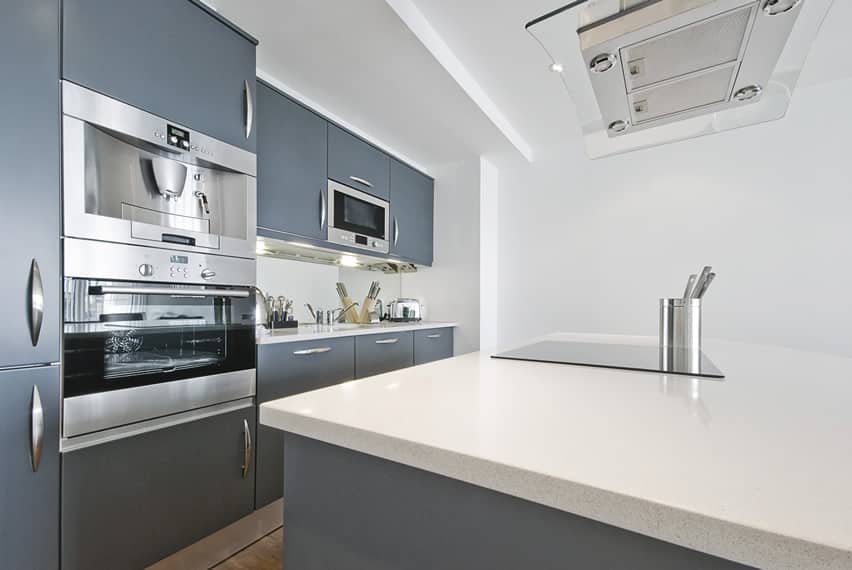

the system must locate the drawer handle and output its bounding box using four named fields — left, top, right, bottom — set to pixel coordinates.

left=349, top=176, right=373, bottom=188
left=293, top=347, right=333, bottom=355
left=375, top=338, right=399, bottom=345
left=241, top=419, right=252, bottom=479
left=426, top=333, right=442, bottom=339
